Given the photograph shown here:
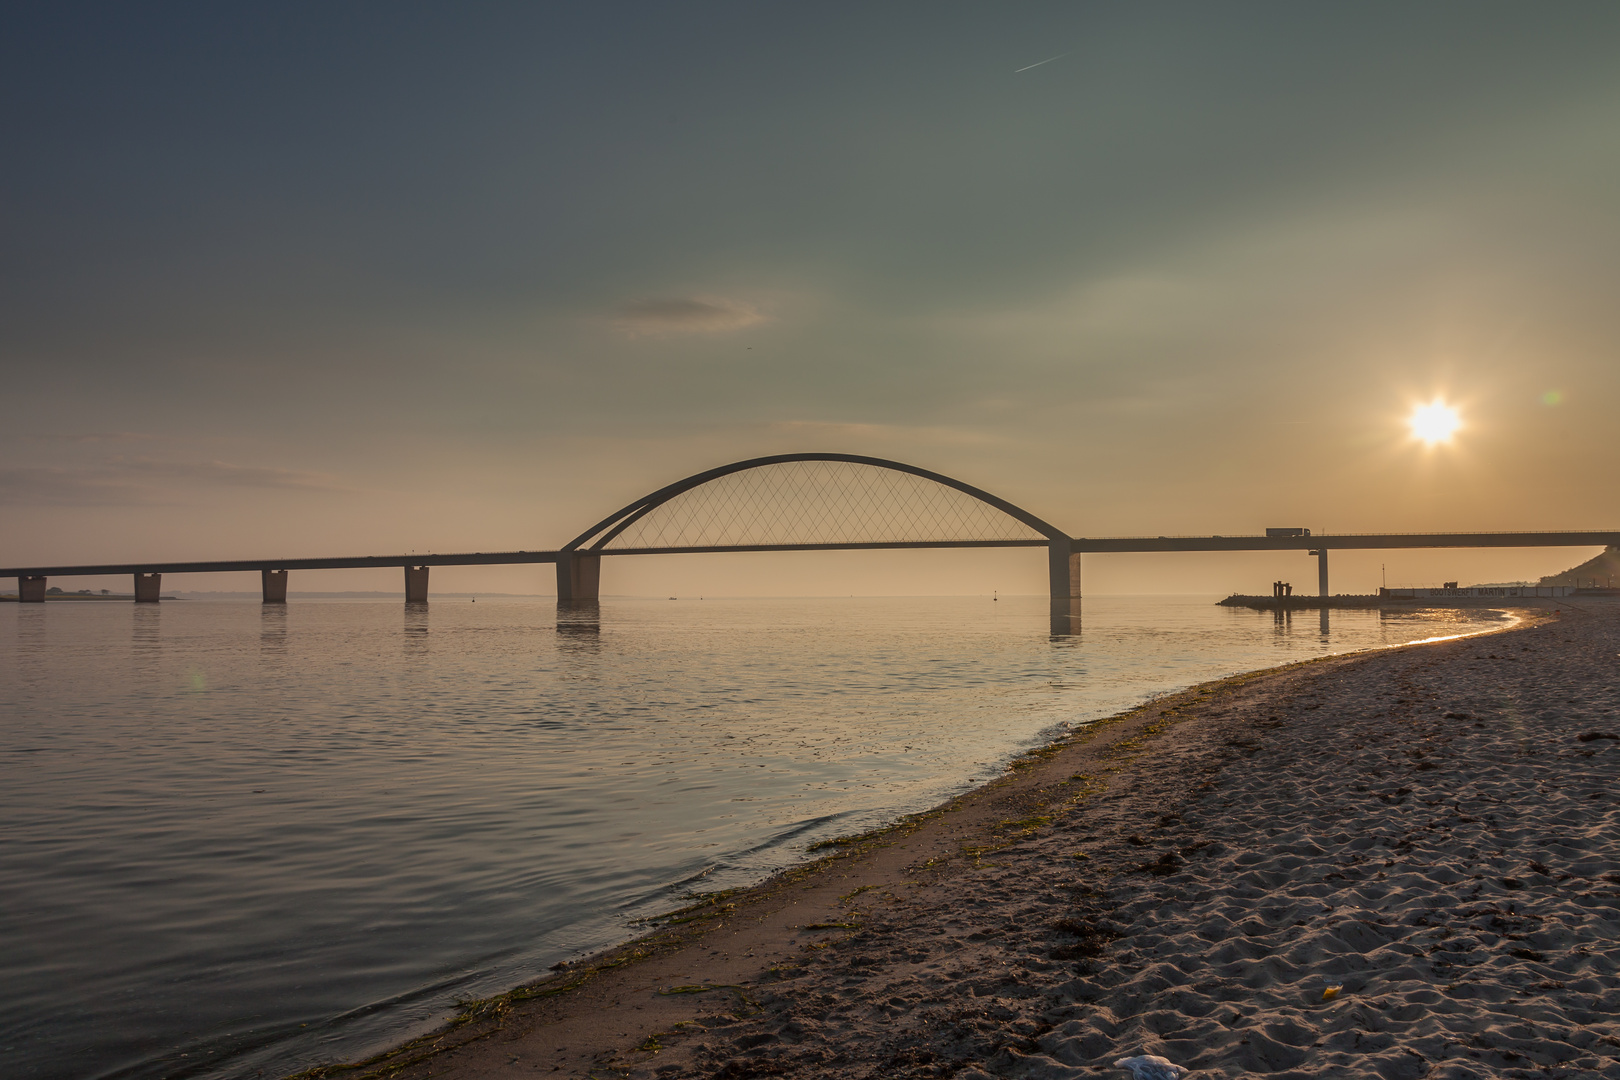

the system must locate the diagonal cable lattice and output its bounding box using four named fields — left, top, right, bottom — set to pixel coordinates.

left=600, top=460, right=1045, bottom=550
